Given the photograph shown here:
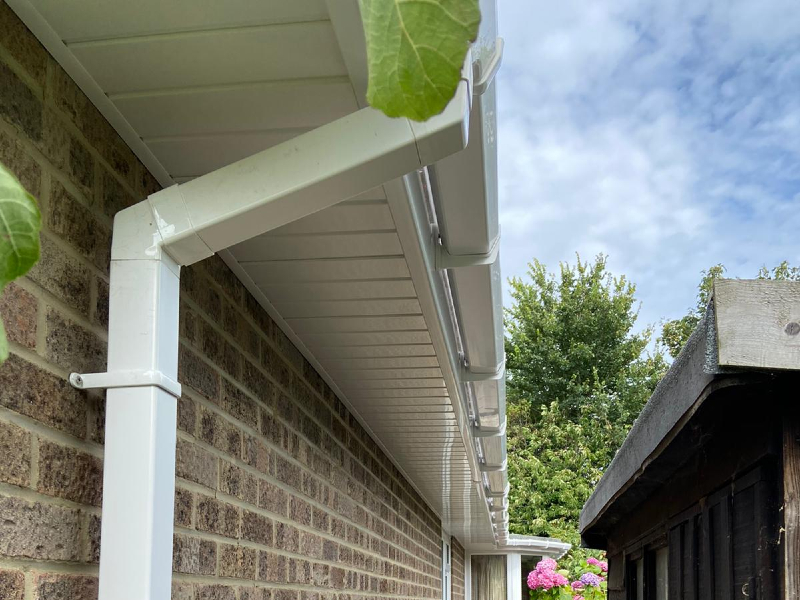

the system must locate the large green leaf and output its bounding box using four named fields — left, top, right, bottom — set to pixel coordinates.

left=0, top=162, right=41, bottom=362
left=0, top=320, right=7, bottom=364
left=360, top=0, right=480, bottom=121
